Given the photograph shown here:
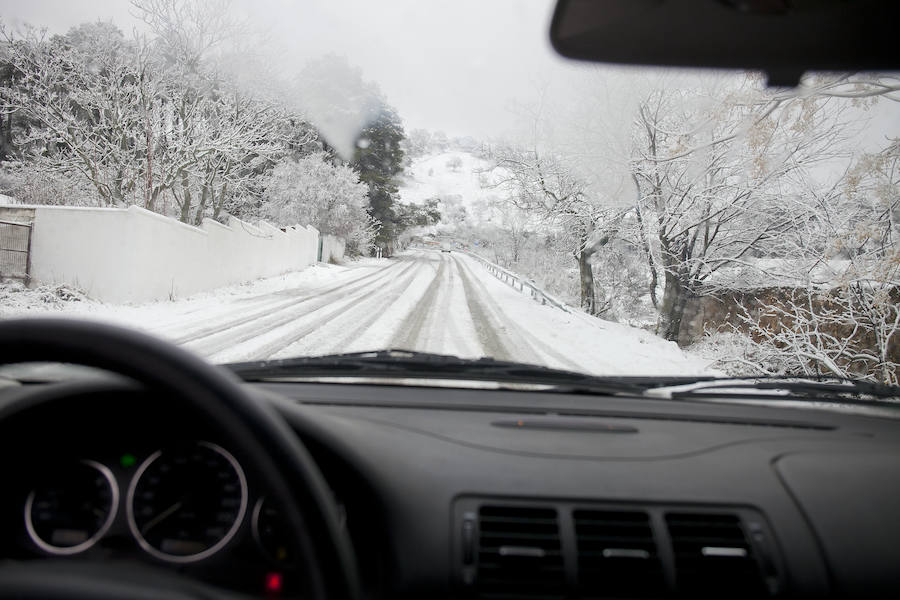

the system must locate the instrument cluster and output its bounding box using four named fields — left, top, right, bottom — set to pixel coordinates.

left=21, top=441, right=291, bottom=569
